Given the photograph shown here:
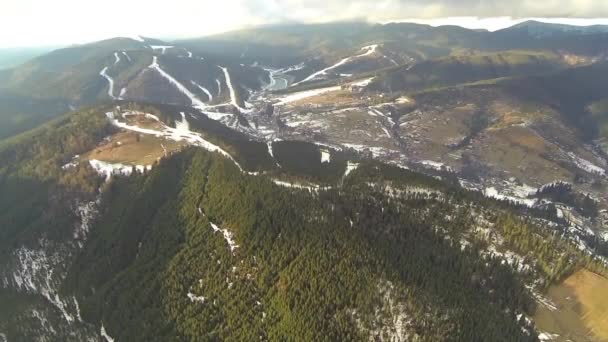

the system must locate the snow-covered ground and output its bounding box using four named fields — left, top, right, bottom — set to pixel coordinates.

left=88, top=160, right=151, bottom=181
left=99, top=67, right=117, bottom=100
left=113, top=52, right=120, bottom=65
left=351, top=77, right=375, bottom=87
left=344, top=162, right=360, bottom=178
left=293, top=45, right=378, bottom=85
left=484, top=187, right=537, bottom=207
left=272, top=179, right=331, bottom=192
left=107, top=110, right=256, bottom=175
left=419, top=160, right=452, bottom=172
left=209, top=222, right=239, bottom=252
left=275, top=85, right=341, bottom=105
left=321, top=150, right=331, bottom=163
left=150, top=45, right=173, bottom=54
left=216, top=79, right=222, bottom=96
left=187, top=292, right=205, bottom=304
left=568, top=152, right=606, bottom=176
left=101, top=324, right=114, bottom=342
left=148, top=56, right=206, bottom=108
left=538, top=332, right=560, bottom=341
left=219, top=66, right=253, bottom=113
left=3, top=243, right=78, bottom=324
